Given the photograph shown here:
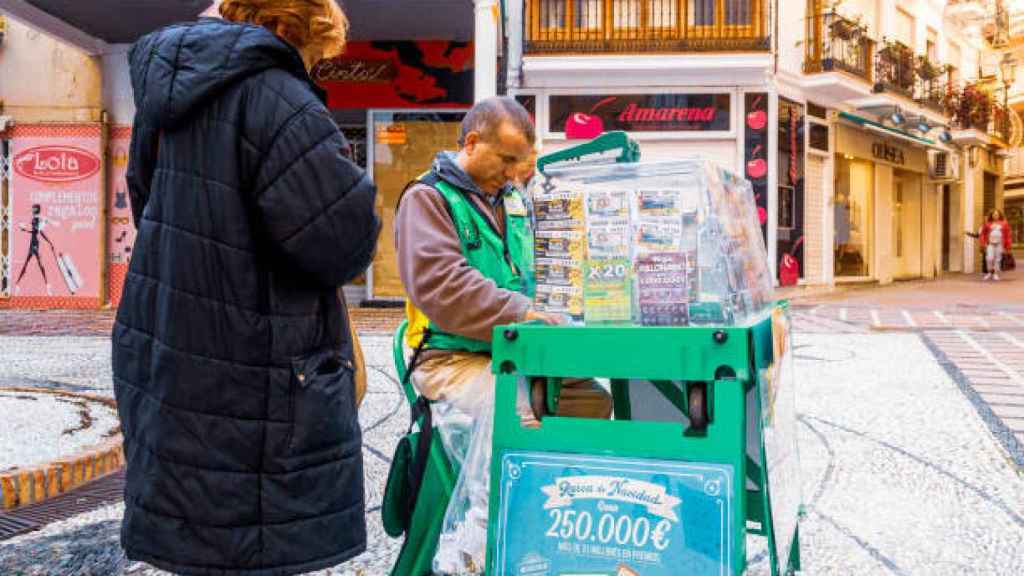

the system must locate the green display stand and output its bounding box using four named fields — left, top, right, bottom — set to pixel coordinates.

left=485, top=306, right=802, bottom=576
